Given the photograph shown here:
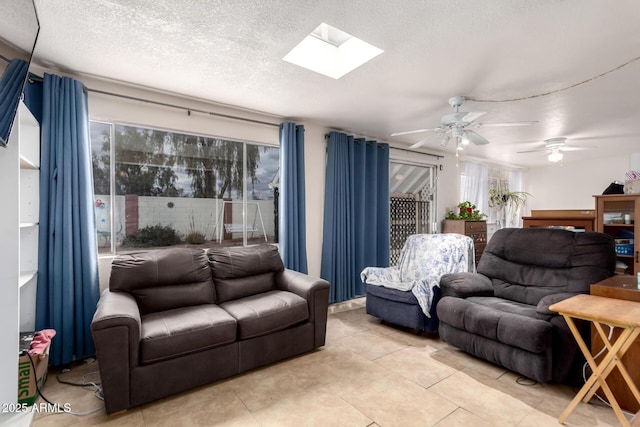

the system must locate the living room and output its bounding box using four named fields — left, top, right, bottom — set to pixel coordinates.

left=1, top=1, right=640, bottom=426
